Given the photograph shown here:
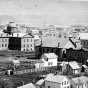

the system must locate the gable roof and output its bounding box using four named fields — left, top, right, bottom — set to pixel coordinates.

left=68, top=61, right=81, bottom=69
left=45, top=74, right=68, bottom=83
left=64, top=40, right=75, bottom=49
left=17, top=83, right=36, bottom=88
left=12, top=33, right=33, bottom=38
left=72, top=76, right=88, bottom=84
left=82, top=65, right=88, bottom=68
left=42, top=53, right=58, bottom=59
left=36, top=79, right=44, bottom=86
